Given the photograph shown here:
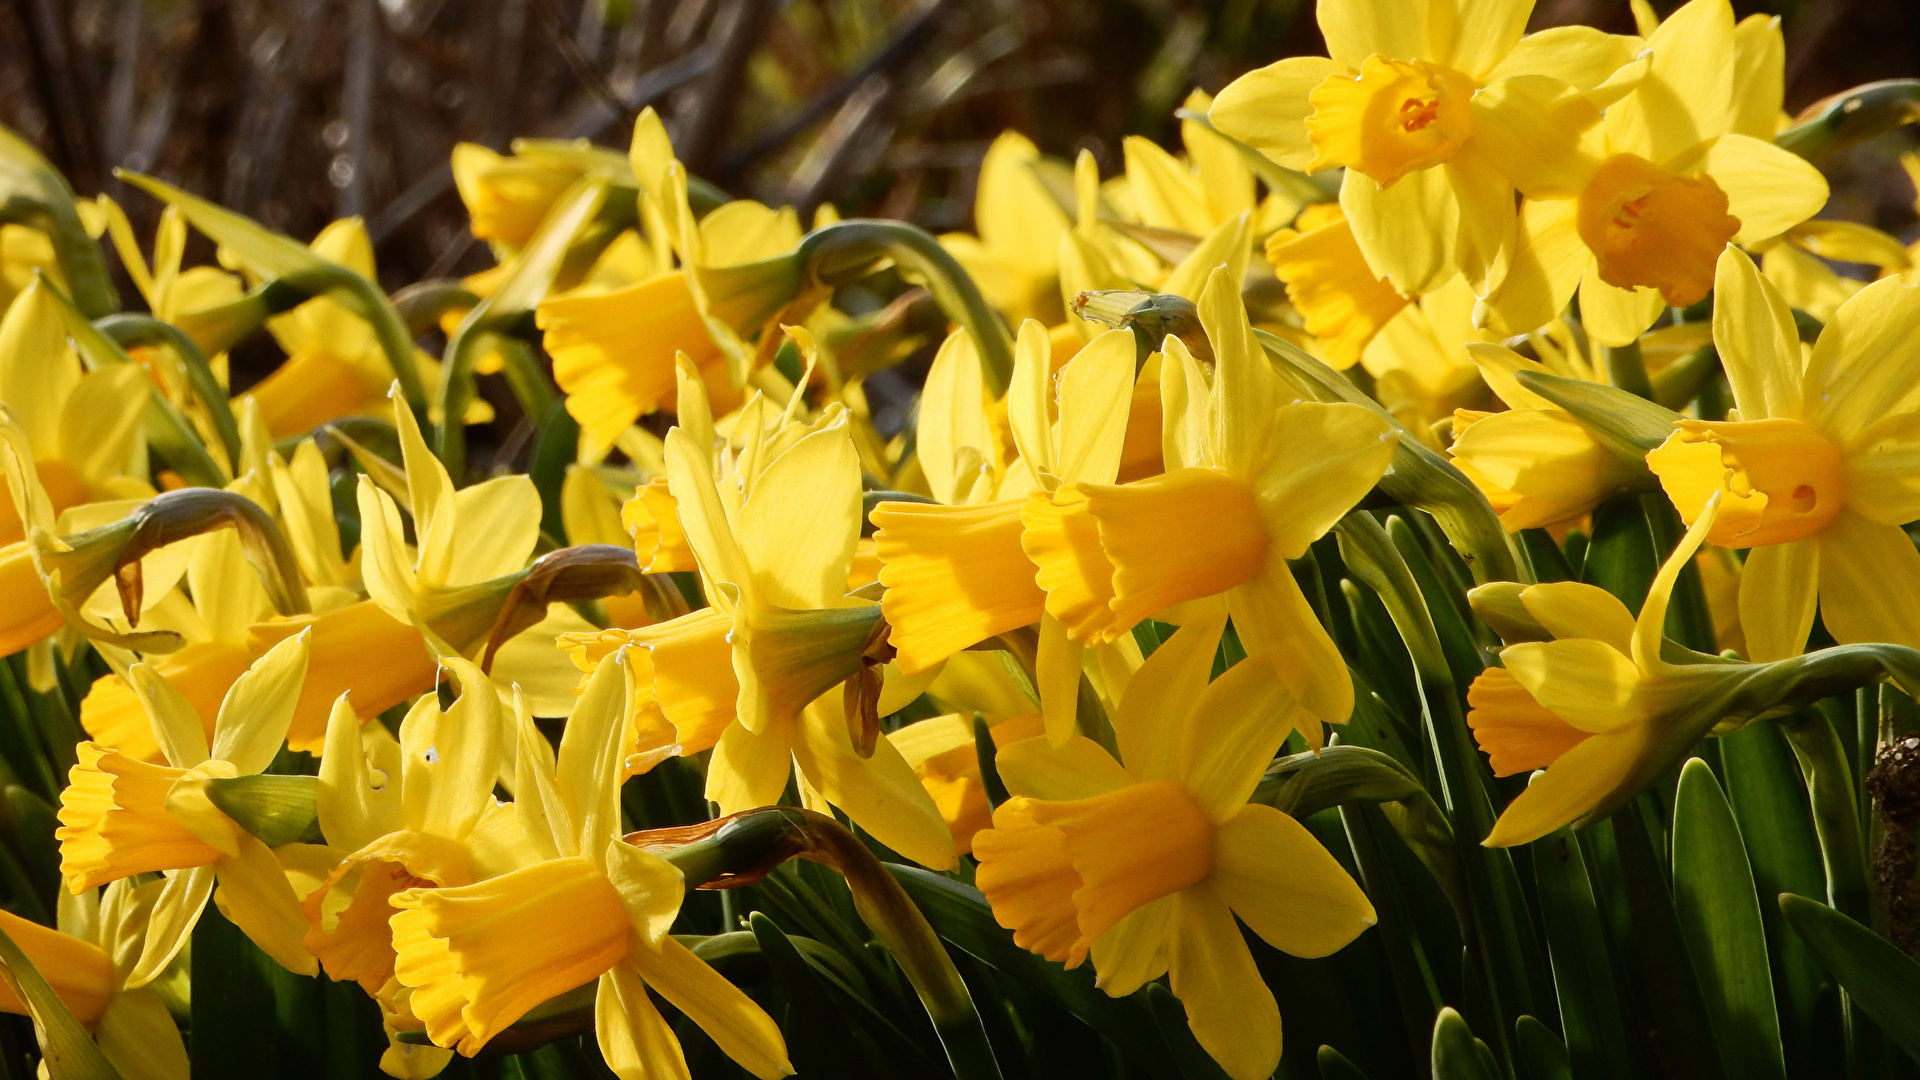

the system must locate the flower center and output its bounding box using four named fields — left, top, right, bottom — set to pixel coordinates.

left=1576, top=154, right=1741, bottom=308
left=1646, top=418, right=1847, bottom=547
left=1033, top=779, right=1215, bottom=943
left=1305, top=55, right=1476, bottom=186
